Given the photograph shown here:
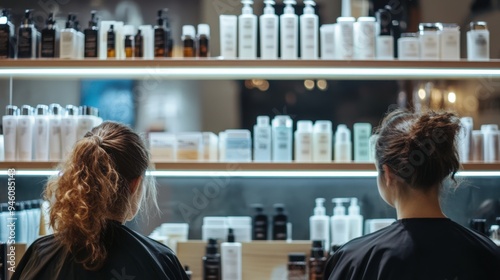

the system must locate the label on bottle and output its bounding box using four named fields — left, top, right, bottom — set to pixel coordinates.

left=322, top=30, right=335, bottom=58
left=302, top=17, right=316, bottom=55
left=84, top=30, right=98, bottom=58
left=376, top=36, right=394, bottom=59
left=420, top=33, right=439, bottom=59
left=18, top=28, right=33, bottom=58
left=60, top=31, right=76, bottom=58
left=474, top=33, right=488, bottom=58
left=107, top=31, right=115, bottom=49
left=338, top=23, right=354, bottom=59
left=0, top=26, right=11, bottom=58
left=239, top=17, right=255, bottom=57
left=154, top=28, right=166, bottom=57
left=309, top=259, right=326, bottom=280
left=253, top=219, right=267, bottom=240
left=299, top=134, right=312, bottom=155
left=355, top=22, right=375, bottom=59
left=203, top=258, right=221, bottom=279
left=41, top=30, right=55, bottom=58
left=261, top=17, right=277, bottom=58
left=135, top=35, right=143, bottom=57
left=274, top=219, right=287, bottom=240
left=398, top=38, right=419, bottom=59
